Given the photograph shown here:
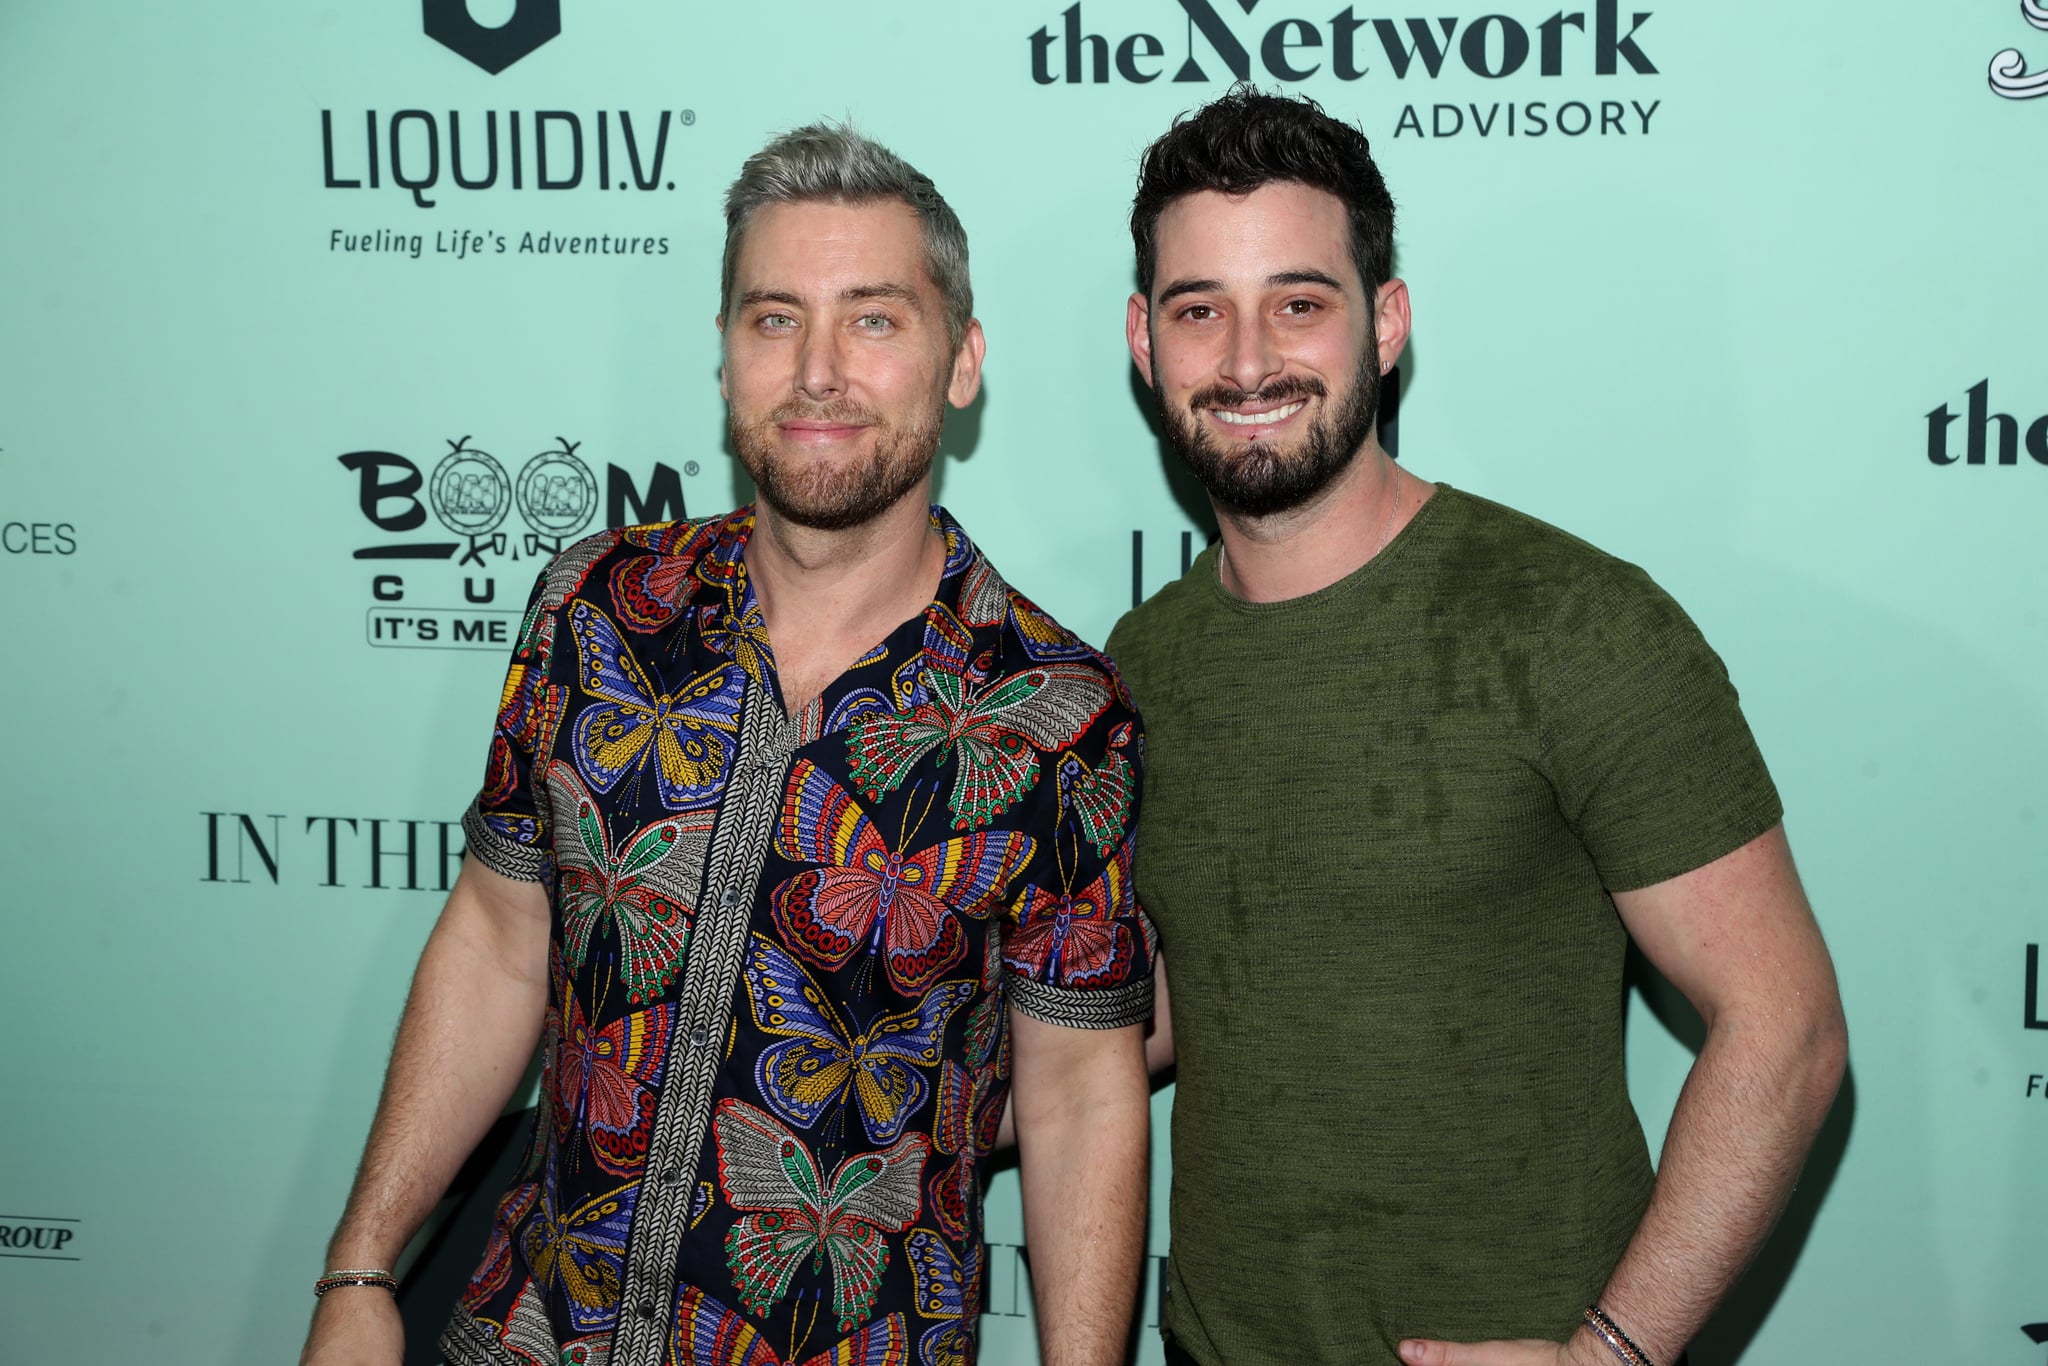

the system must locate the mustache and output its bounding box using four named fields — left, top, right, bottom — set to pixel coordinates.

left=768, top=397, right=881, bottom=425
left=1186, top=375, right=1328, bottom=411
